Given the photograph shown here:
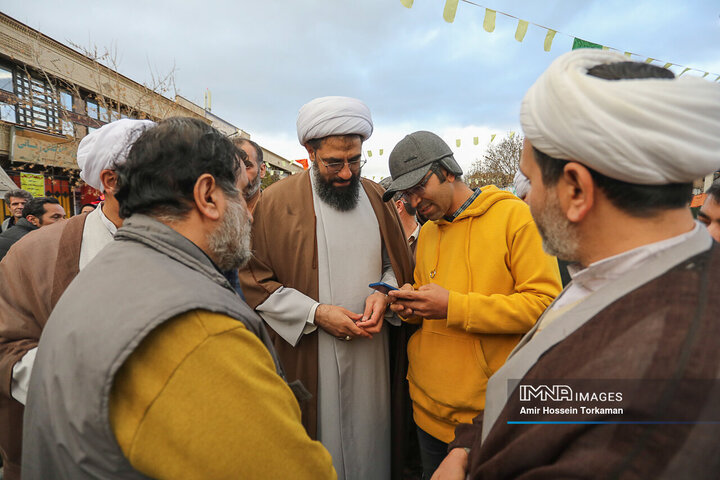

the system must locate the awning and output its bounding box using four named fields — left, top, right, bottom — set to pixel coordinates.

left=0, top=166, right=18, bottom=196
